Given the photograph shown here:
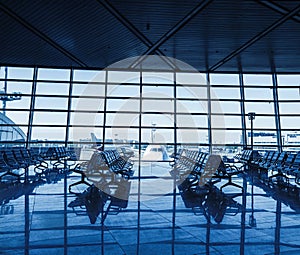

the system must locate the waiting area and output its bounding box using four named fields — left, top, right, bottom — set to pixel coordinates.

left=1, top=146, right=300, bottom=254
left=2, top=0, right=300, bottom=254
